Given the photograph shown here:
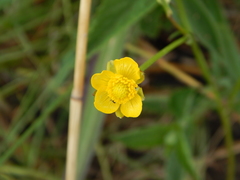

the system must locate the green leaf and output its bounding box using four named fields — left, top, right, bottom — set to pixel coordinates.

left=111, top=123, right=173, bottom=149
left=175, top=131, right=200, bottom=180
left=166, top=152, right=184, bottom=180
left=168, top=88, right=196, bottom=118
left=142, top=94, right=169, bottom=115
left=168, top=88, right=210, bottom=121
left=139, top=6, right=167, bottom=38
